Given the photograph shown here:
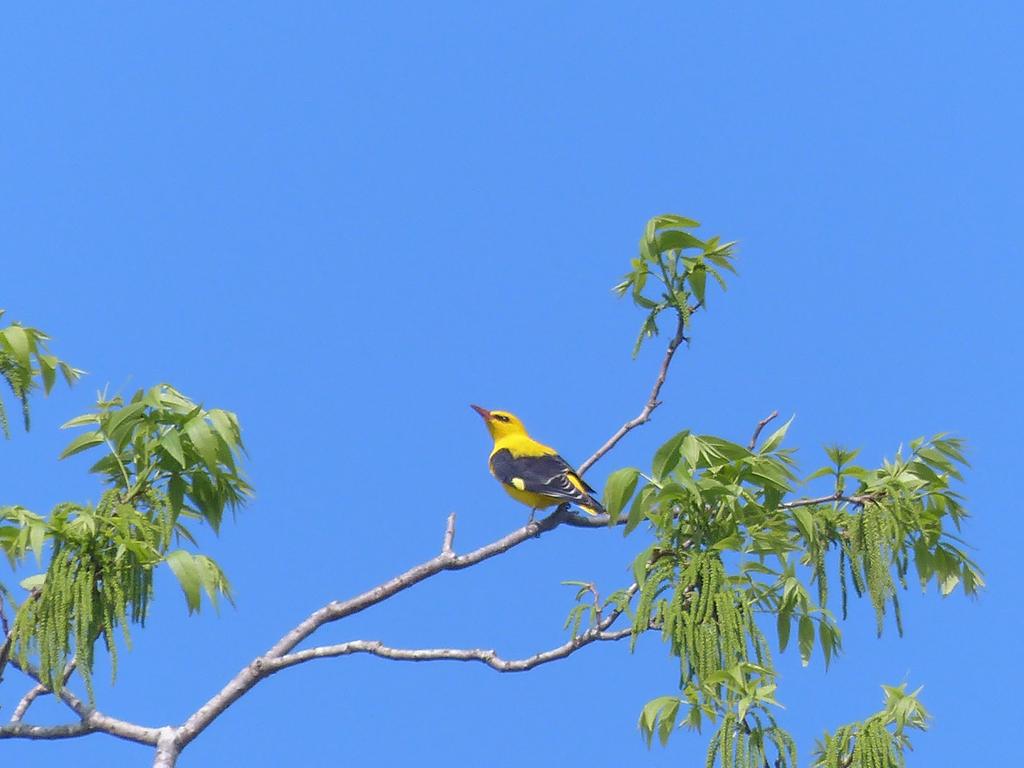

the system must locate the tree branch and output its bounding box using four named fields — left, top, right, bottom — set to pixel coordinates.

left=577, top=313, right=689, bottom=476
left=10, top=660, right=77, bottom=722
left=269, top=627, right=632, bottom=675
left=779, top=492, right=881, bottom=510
left=441, top=511, right=456, bottom=555
left=0, top=721, right=96, bottom=740
left=7, top=299, right=691, bottom=764
left=271, top=583, right=638, bottom=675
left=6, top=658, right=160, bottom=746
left=748, top=409, right=779, bottom=451
left=175, top=508, right=605, bottom=750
